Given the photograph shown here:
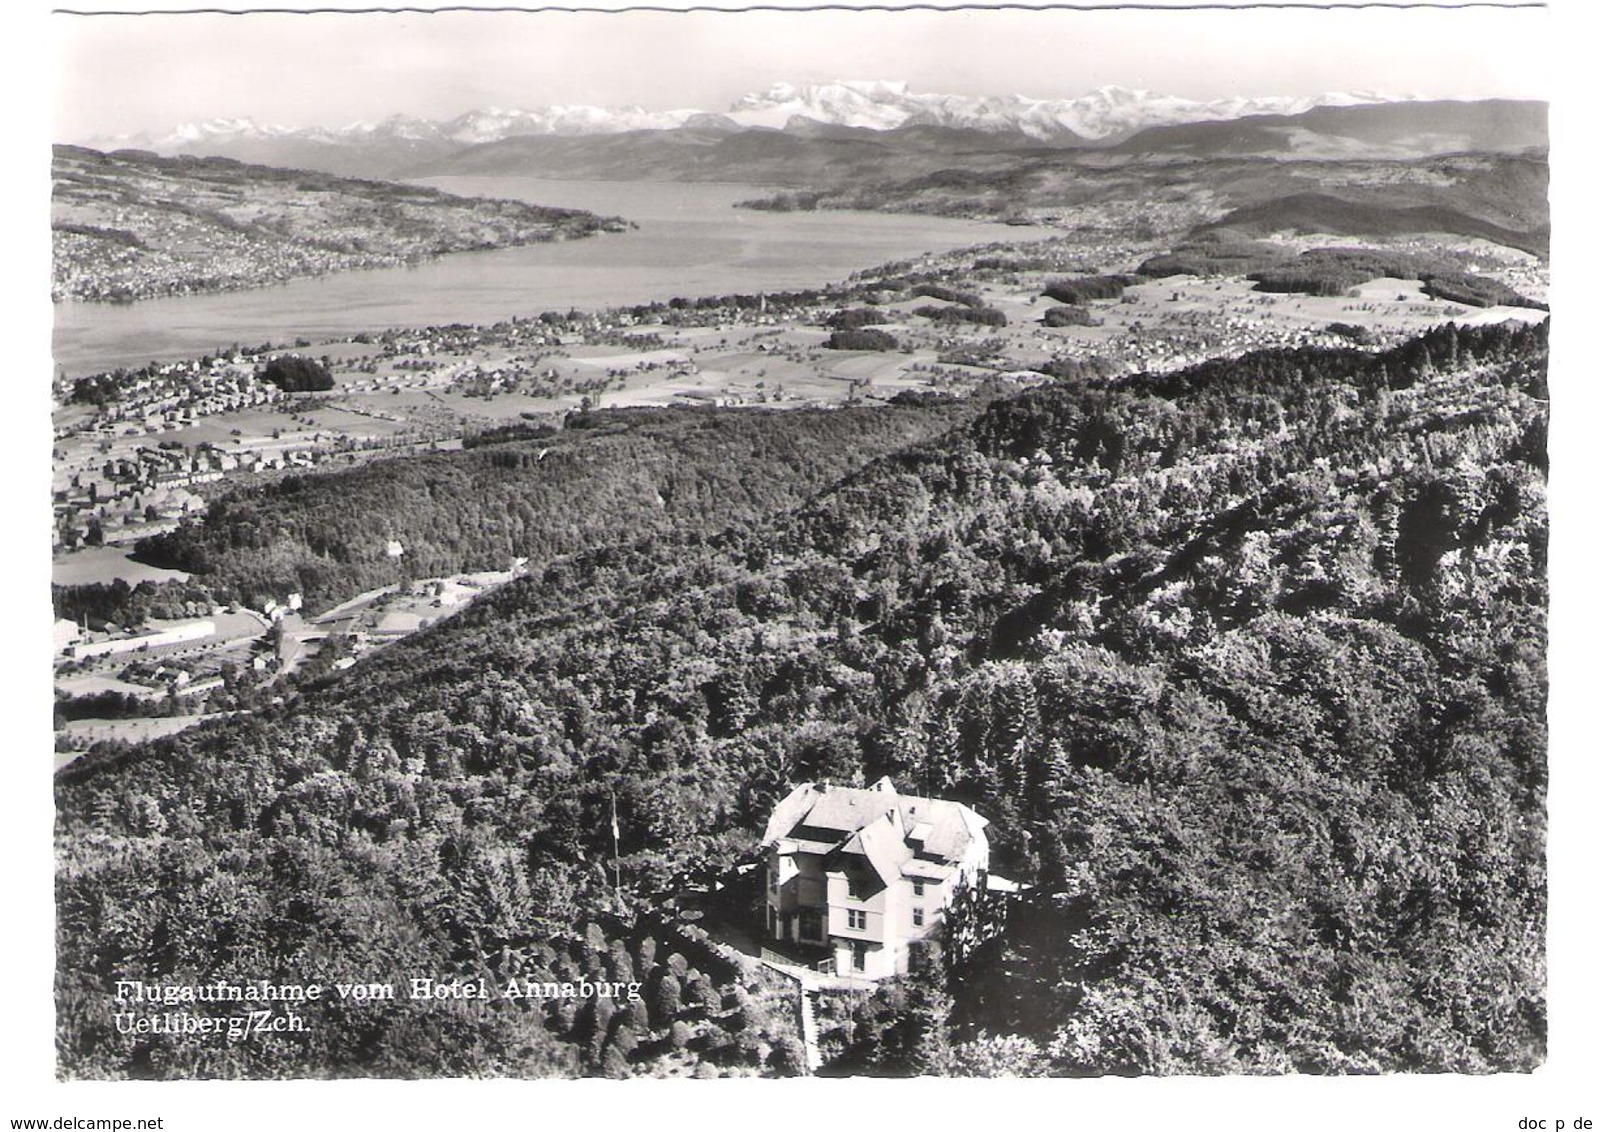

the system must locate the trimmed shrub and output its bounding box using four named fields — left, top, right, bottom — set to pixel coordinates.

left=825, top=328, right=899, bottom=352
left=825, top=308, right=886, bottom=330
left=1042, top=275, right=1132, bottom=304
left=1043, top=306, right=1103, bottom=328
left=260, top=354, right=334, bottom=392
left=915, top=305, right=1007, bottom=327
left=651, top=973, right=683, bottom=1026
